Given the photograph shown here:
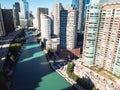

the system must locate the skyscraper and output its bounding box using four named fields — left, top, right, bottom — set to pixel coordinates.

left=13, top=2, right=20, bottom=27
left=28, top=11, right=34, bottom=27
left=19, top=0, right=29, bottom=27
left=51, top=3, right=63, bottom=37
left=82, top=0, right=107, bottom=66
left=41, top=14, right=51, bottom=44
left=37, top=8, right=48, bottom=31
left=2, top=9, right=15, bottom=34
left=71, top=0, right=87, bottom=32
left=77, top=0, right=86, bottom=32
left=72, top=0, right=79, bottom=9
left=86, top=0, right=91, bottom=4
left=113, top=39, right=120, bottom=76
left=95, top=2, right=120, bottom=76
left=60, top=9, right=78, bottom=49
left=58, top=8, right=80, bottom=58
left=0, top=4, right=5, bottom=36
